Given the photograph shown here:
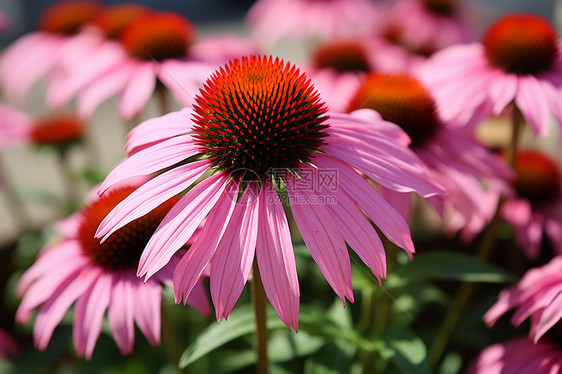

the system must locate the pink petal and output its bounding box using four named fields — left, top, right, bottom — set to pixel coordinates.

left=255, top=181, right=299, bottom=331
left=96, top=160, right=210, bottom=241
left=118, top=62, right=157, bottom=120
left=157, top=59, right=216, bottom=107
left=126, top=107, right=193, bottom=154
left=487, top=73, right=517, bottom=115
left=77, top=62, right=135, bottom=118
left=107, top=272, right=135, bottom=355
left=286, top=173, right=354, bottom=305
left=186, top=279, right=211, bottom=317
left=211, top=183, right=259, bottom=321
left=140, top=172, right=230, bottom=280
left=133, top=280, right=162, bottom=345
left=515, top=75, right=551, bottom=137
left=73, top=272, right=112, bottom=359
left=98, top=135, right=197, bottom=196
left=314, top=153, right=415, bottom=257
left=173, top=179, right=238, bottom=304
left=33, top=267, right=101, bottom=351
left=534, top=292, right=562, bottom=342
